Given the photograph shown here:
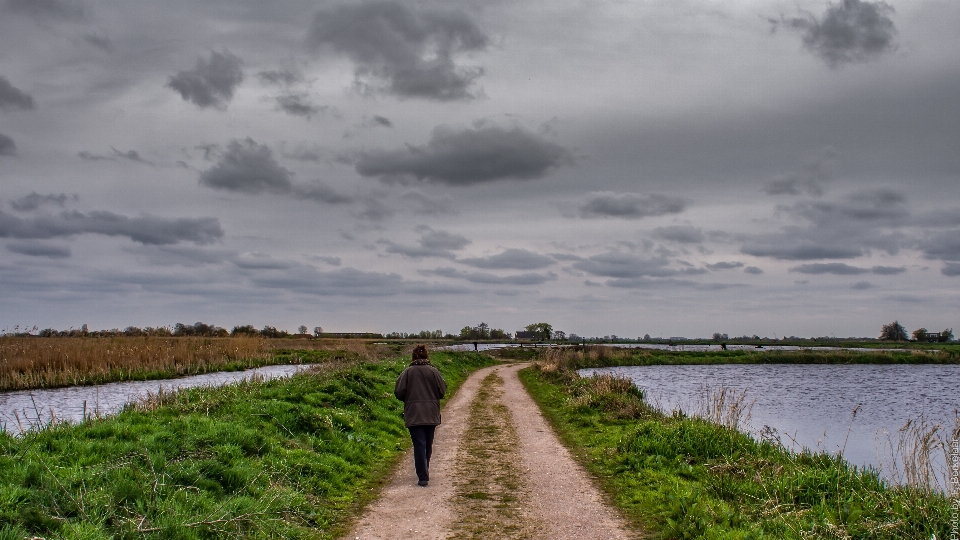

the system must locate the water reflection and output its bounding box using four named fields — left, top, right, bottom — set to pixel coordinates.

left=0, top=364, right=312, bottom=435
left=581, top=364, right=959, bottom=485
